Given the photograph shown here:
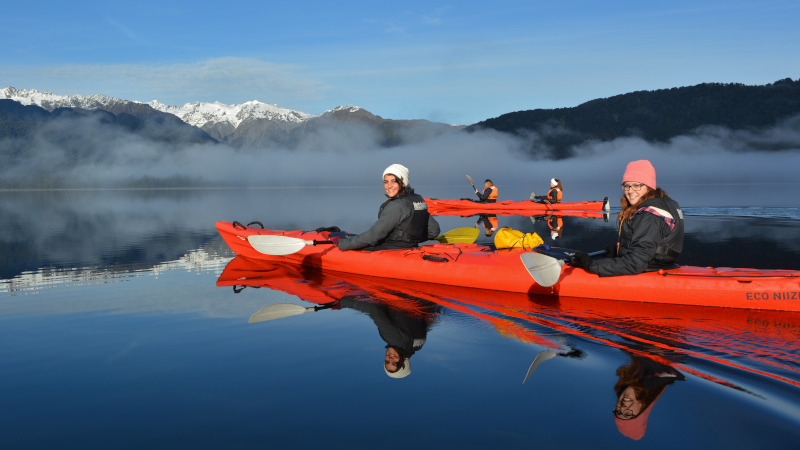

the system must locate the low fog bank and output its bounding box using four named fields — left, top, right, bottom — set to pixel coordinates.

left=2, top=112, right=799, bottom=192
